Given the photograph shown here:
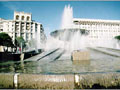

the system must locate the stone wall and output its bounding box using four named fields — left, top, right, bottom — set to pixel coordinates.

left=0, top=73, right=120, bottom=89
